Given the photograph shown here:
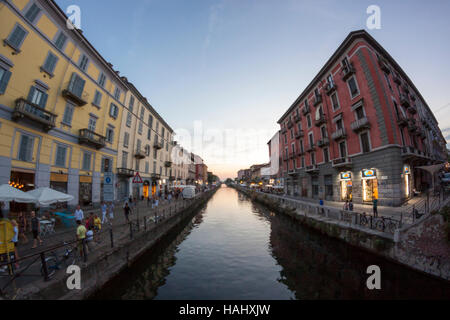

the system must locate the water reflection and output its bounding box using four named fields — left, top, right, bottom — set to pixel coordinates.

left=91, top=186, right=450, bottom=300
